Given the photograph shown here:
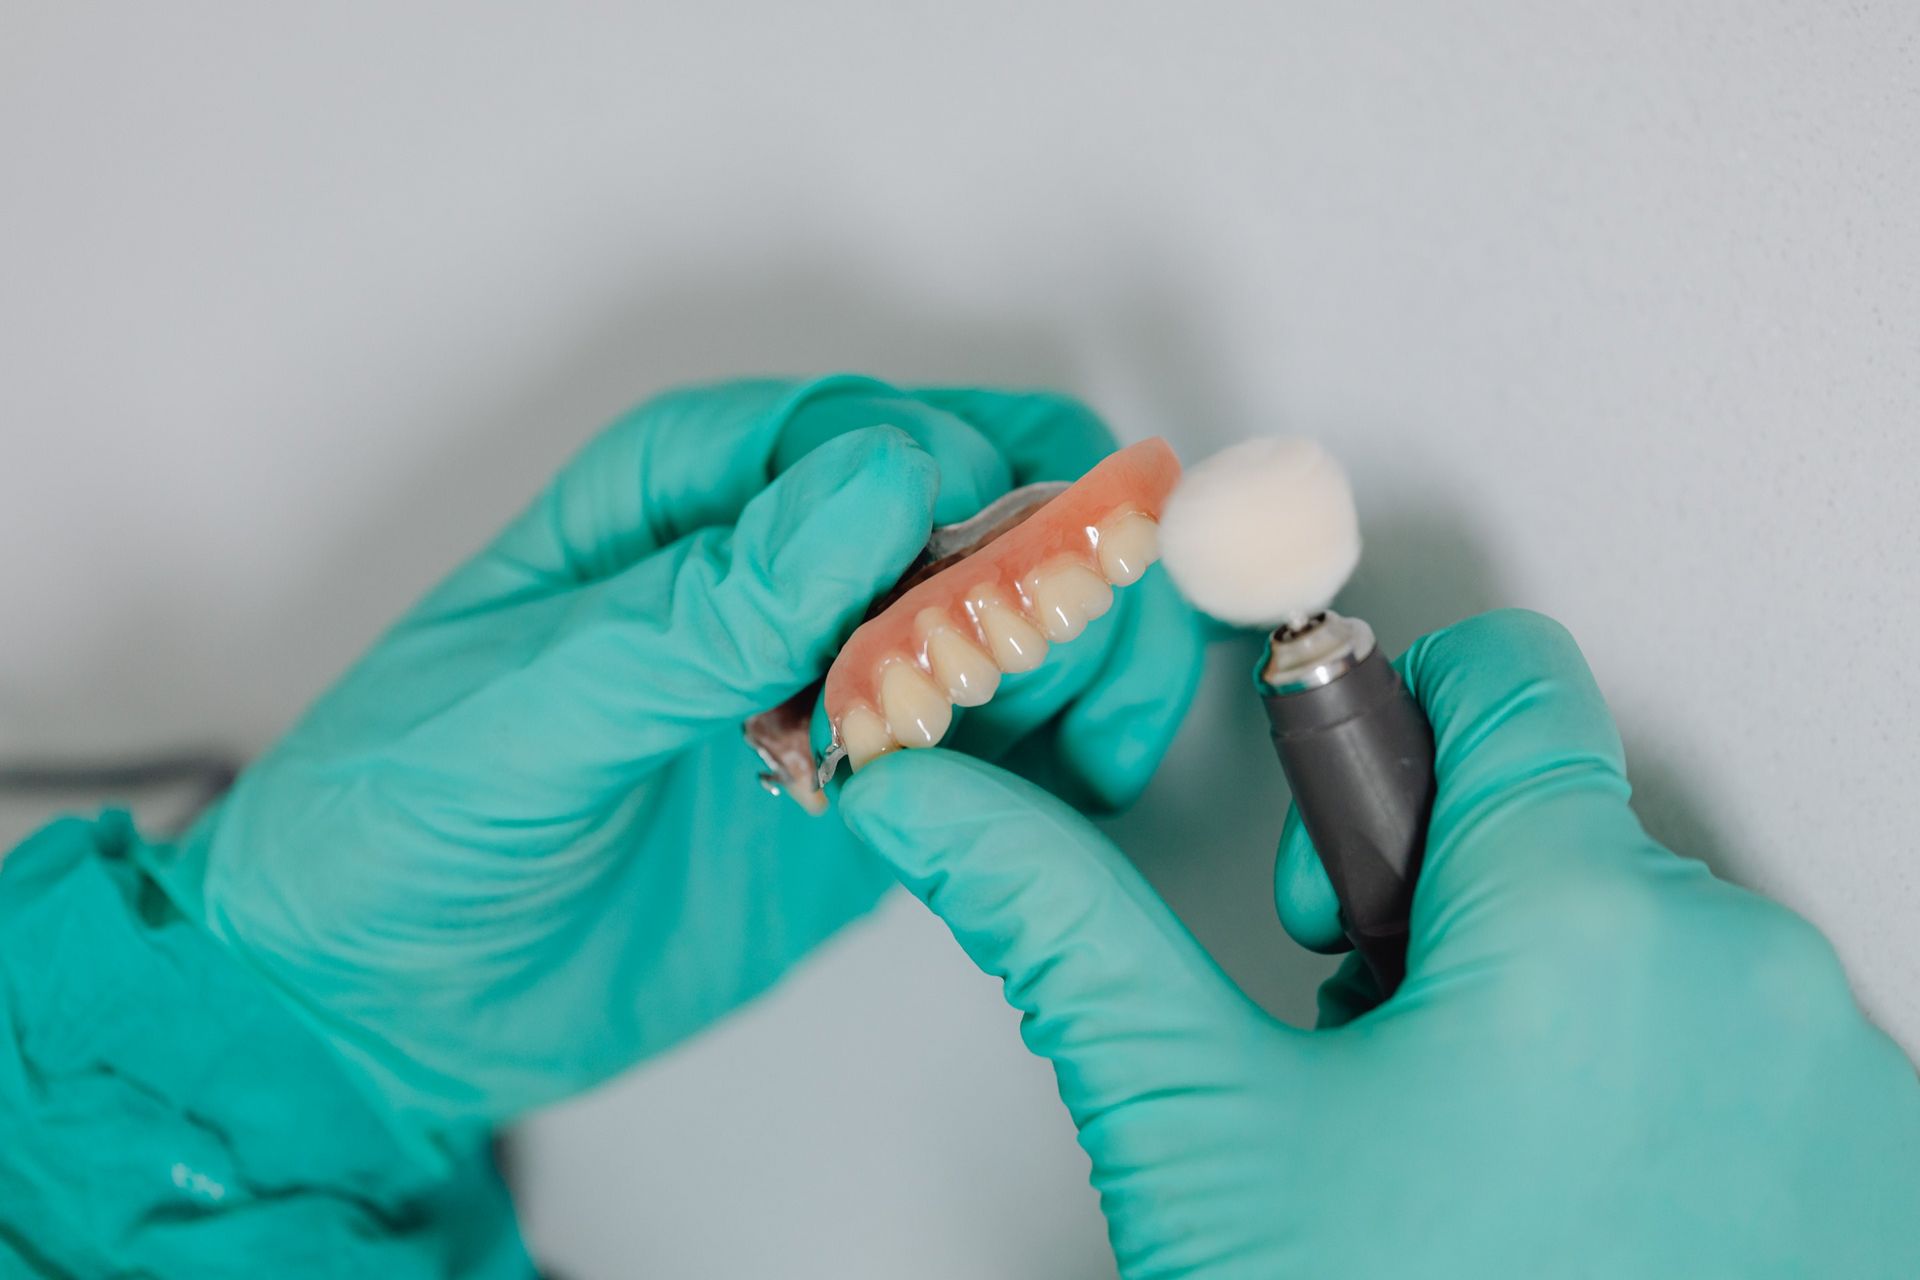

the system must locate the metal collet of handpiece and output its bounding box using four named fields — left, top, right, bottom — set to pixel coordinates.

left=1259, top=611, right=1436, bottom=995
